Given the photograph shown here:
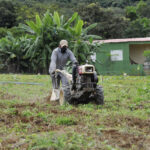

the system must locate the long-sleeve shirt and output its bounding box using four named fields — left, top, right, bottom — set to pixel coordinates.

left=49, top=47, right=77, bottom=74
